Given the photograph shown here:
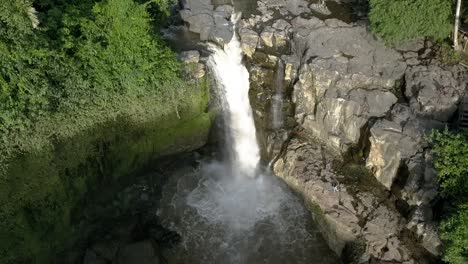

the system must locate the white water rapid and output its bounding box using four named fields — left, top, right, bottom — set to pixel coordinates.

left=207, top=30, right=260, bottom=177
